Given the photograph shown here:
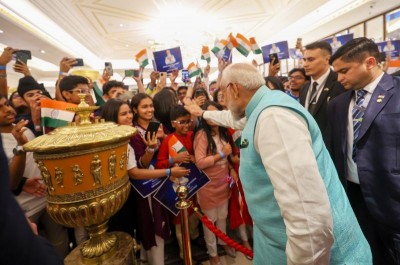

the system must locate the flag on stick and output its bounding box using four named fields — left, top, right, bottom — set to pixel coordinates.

left=40, top=99, right=77, bottom=133
left=135, top=49, right=149, bottom=68
left=249, top=37, right=262, bottom=54
left=235, top=33, right=252, bottom=57
left=187, top=62, right=201, bottom=78
left=211, top=39, right=229, bottom=57
left=201, top=46, right=211, bottom=64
